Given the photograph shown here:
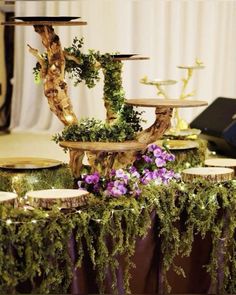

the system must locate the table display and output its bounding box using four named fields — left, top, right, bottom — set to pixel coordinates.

left=1, top=16, right=236, bottom=295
